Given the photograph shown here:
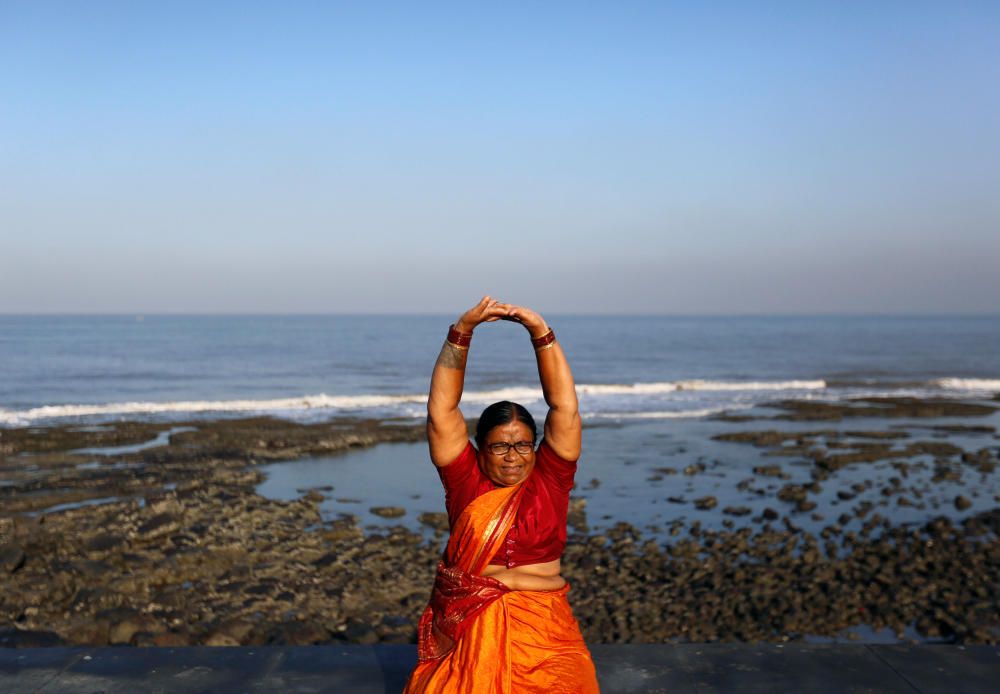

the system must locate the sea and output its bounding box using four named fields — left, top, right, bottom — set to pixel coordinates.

left=2, top=314, right=999, bottom=426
